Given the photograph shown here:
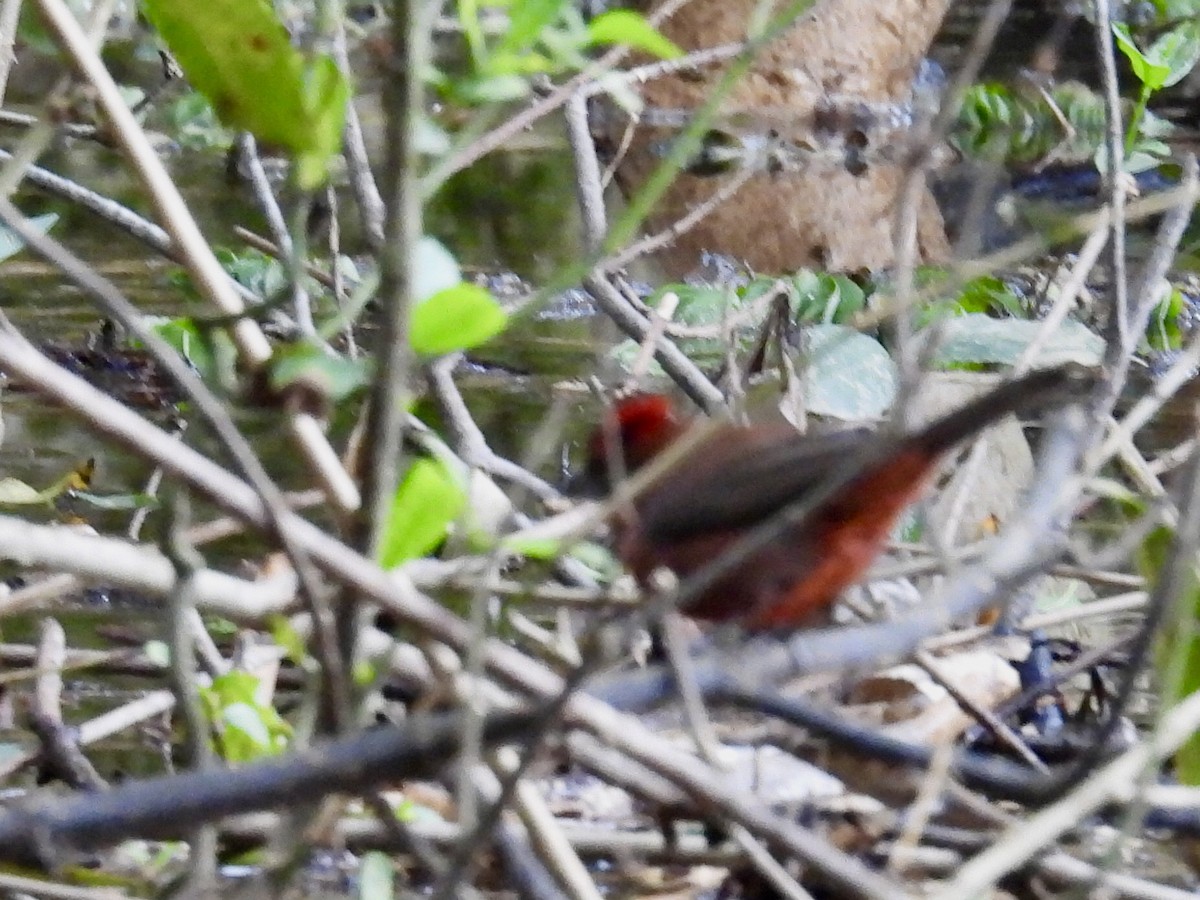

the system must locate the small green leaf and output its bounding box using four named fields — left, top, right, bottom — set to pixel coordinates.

left=359, top=851, right=395, bottom=900
left=455, top=73, right=532, bottom=103
left=270, top=341, right=373, bottom=401
left=200, top=671, right=291, bottom=763
left=501, top=0, right=569, bottom=54
left=954, top=276, right=1025, bottom=317
left=296, top=56, right=352, bottom=190
left=143, top=640, right=171, bottom=668
left=71, top=491, right=159, bottom=511
left=378, top=458, right=467, bottom=569
left=413, top=236, right=462, bottom=302
left=1114, top=23, right=1155, bottom=83
left=354, top=659, right=377, bottom=687
left=791, top=271, right=867, bottom=323
left=143, top=316, right=216, bottom=379
left=799, top=325, right=897, bottom=420
left=1145, top=21, right=1200, bottom=89
left=503, top=535, right=561, bottom=559
left=0, top=478, right=44, bottom=505
left=928, top=314, right=1105, bottom=368
left=586, top=10, right=682, bottom=58
left=269, top=615, right=309, bottom=666
left=411, top=283, right=508, bottom=355
left=0, top=212, right=56, bottom=264
left=221, top=702, right=276, bottom=760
